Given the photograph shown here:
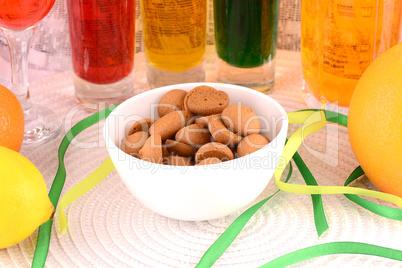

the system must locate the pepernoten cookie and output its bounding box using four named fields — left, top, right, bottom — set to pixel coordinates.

left=139, top=134, right=163, bottom=164
left=175, top=123, right=212, bottom=148
left=185, top=86, right=229, bottom=116
left=165, top=139, right=198, bottom=157
left=158, top=89, right=188, bottom=117
left=237, top=134, right=270, bottom=158
left=121, top=131, right=149, bottom=158
left=208, top=115, right=242, bottom=147
left=121, top=86, right=272, bottom=166
left=195, top=142, right=234, bottom=163
left=221, top=104, right=260, bottom=136
left=194, top=114, right=219, bottom=128
left=128, top=118, right=155, bottom=136
left=194, top=115, right=210, bottom=128
left=149, top=110, right=194, bottom=140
